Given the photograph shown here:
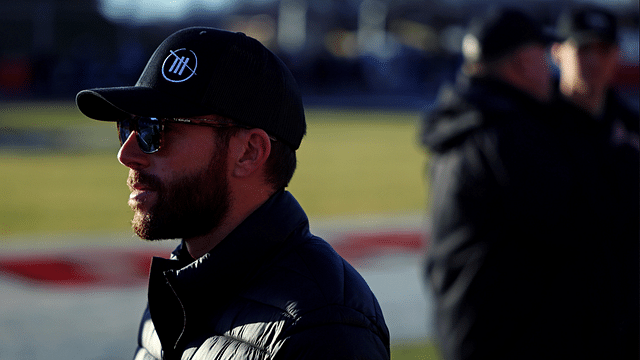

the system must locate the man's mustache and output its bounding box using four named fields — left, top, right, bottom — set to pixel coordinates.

left=127, top=171, right=163, bottom=191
